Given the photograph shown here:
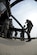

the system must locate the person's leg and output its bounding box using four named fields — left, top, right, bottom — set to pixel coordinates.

left=27, top=31, right=31, bottom=39
left=26, top=30, right=31, bottom=42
